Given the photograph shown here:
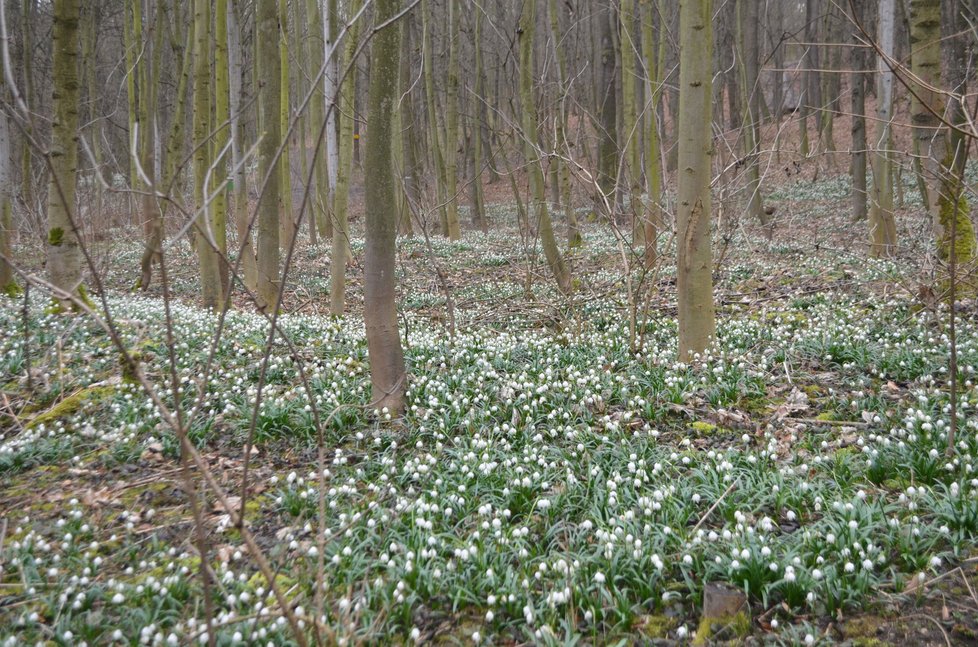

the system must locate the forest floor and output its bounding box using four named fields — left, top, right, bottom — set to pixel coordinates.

left=2, top=166, right=978, bottom=646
